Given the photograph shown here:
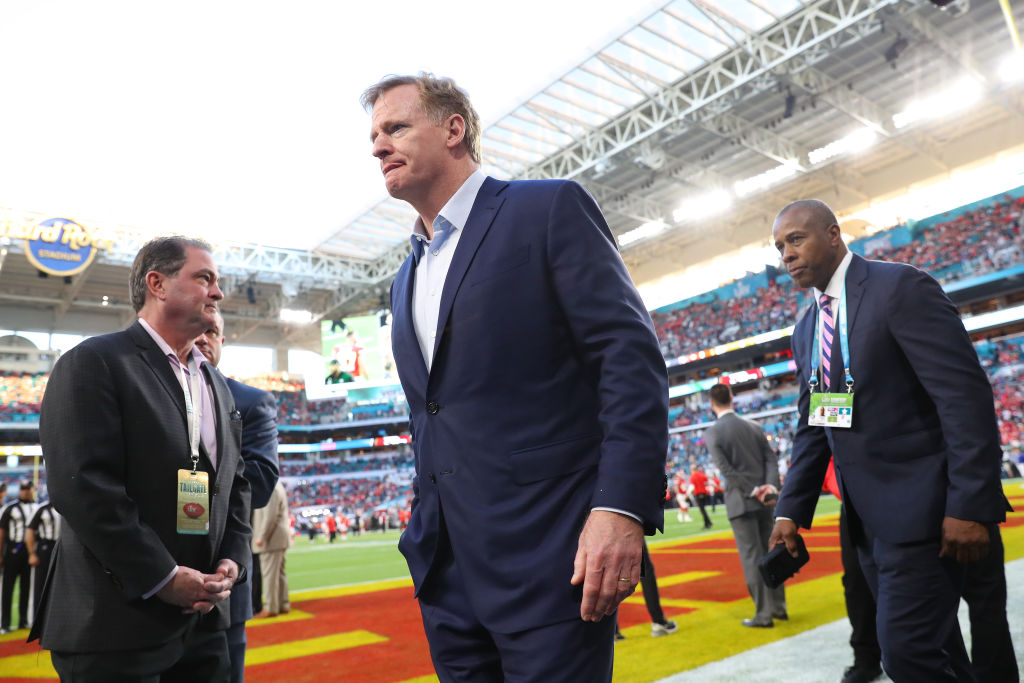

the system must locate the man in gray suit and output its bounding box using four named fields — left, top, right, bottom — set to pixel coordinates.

left=34, top=237, right=252, bottom=682
left=704, top=383, right=786, bottom=628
